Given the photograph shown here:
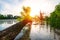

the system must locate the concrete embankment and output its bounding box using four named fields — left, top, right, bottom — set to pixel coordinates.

left=0, top=19, right=31, bottom=40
